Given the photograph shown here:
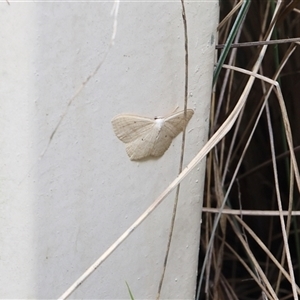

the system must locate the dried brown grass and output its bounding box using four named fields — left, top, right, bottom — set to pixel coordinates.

left=199, top=1, right=300, bottom=299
